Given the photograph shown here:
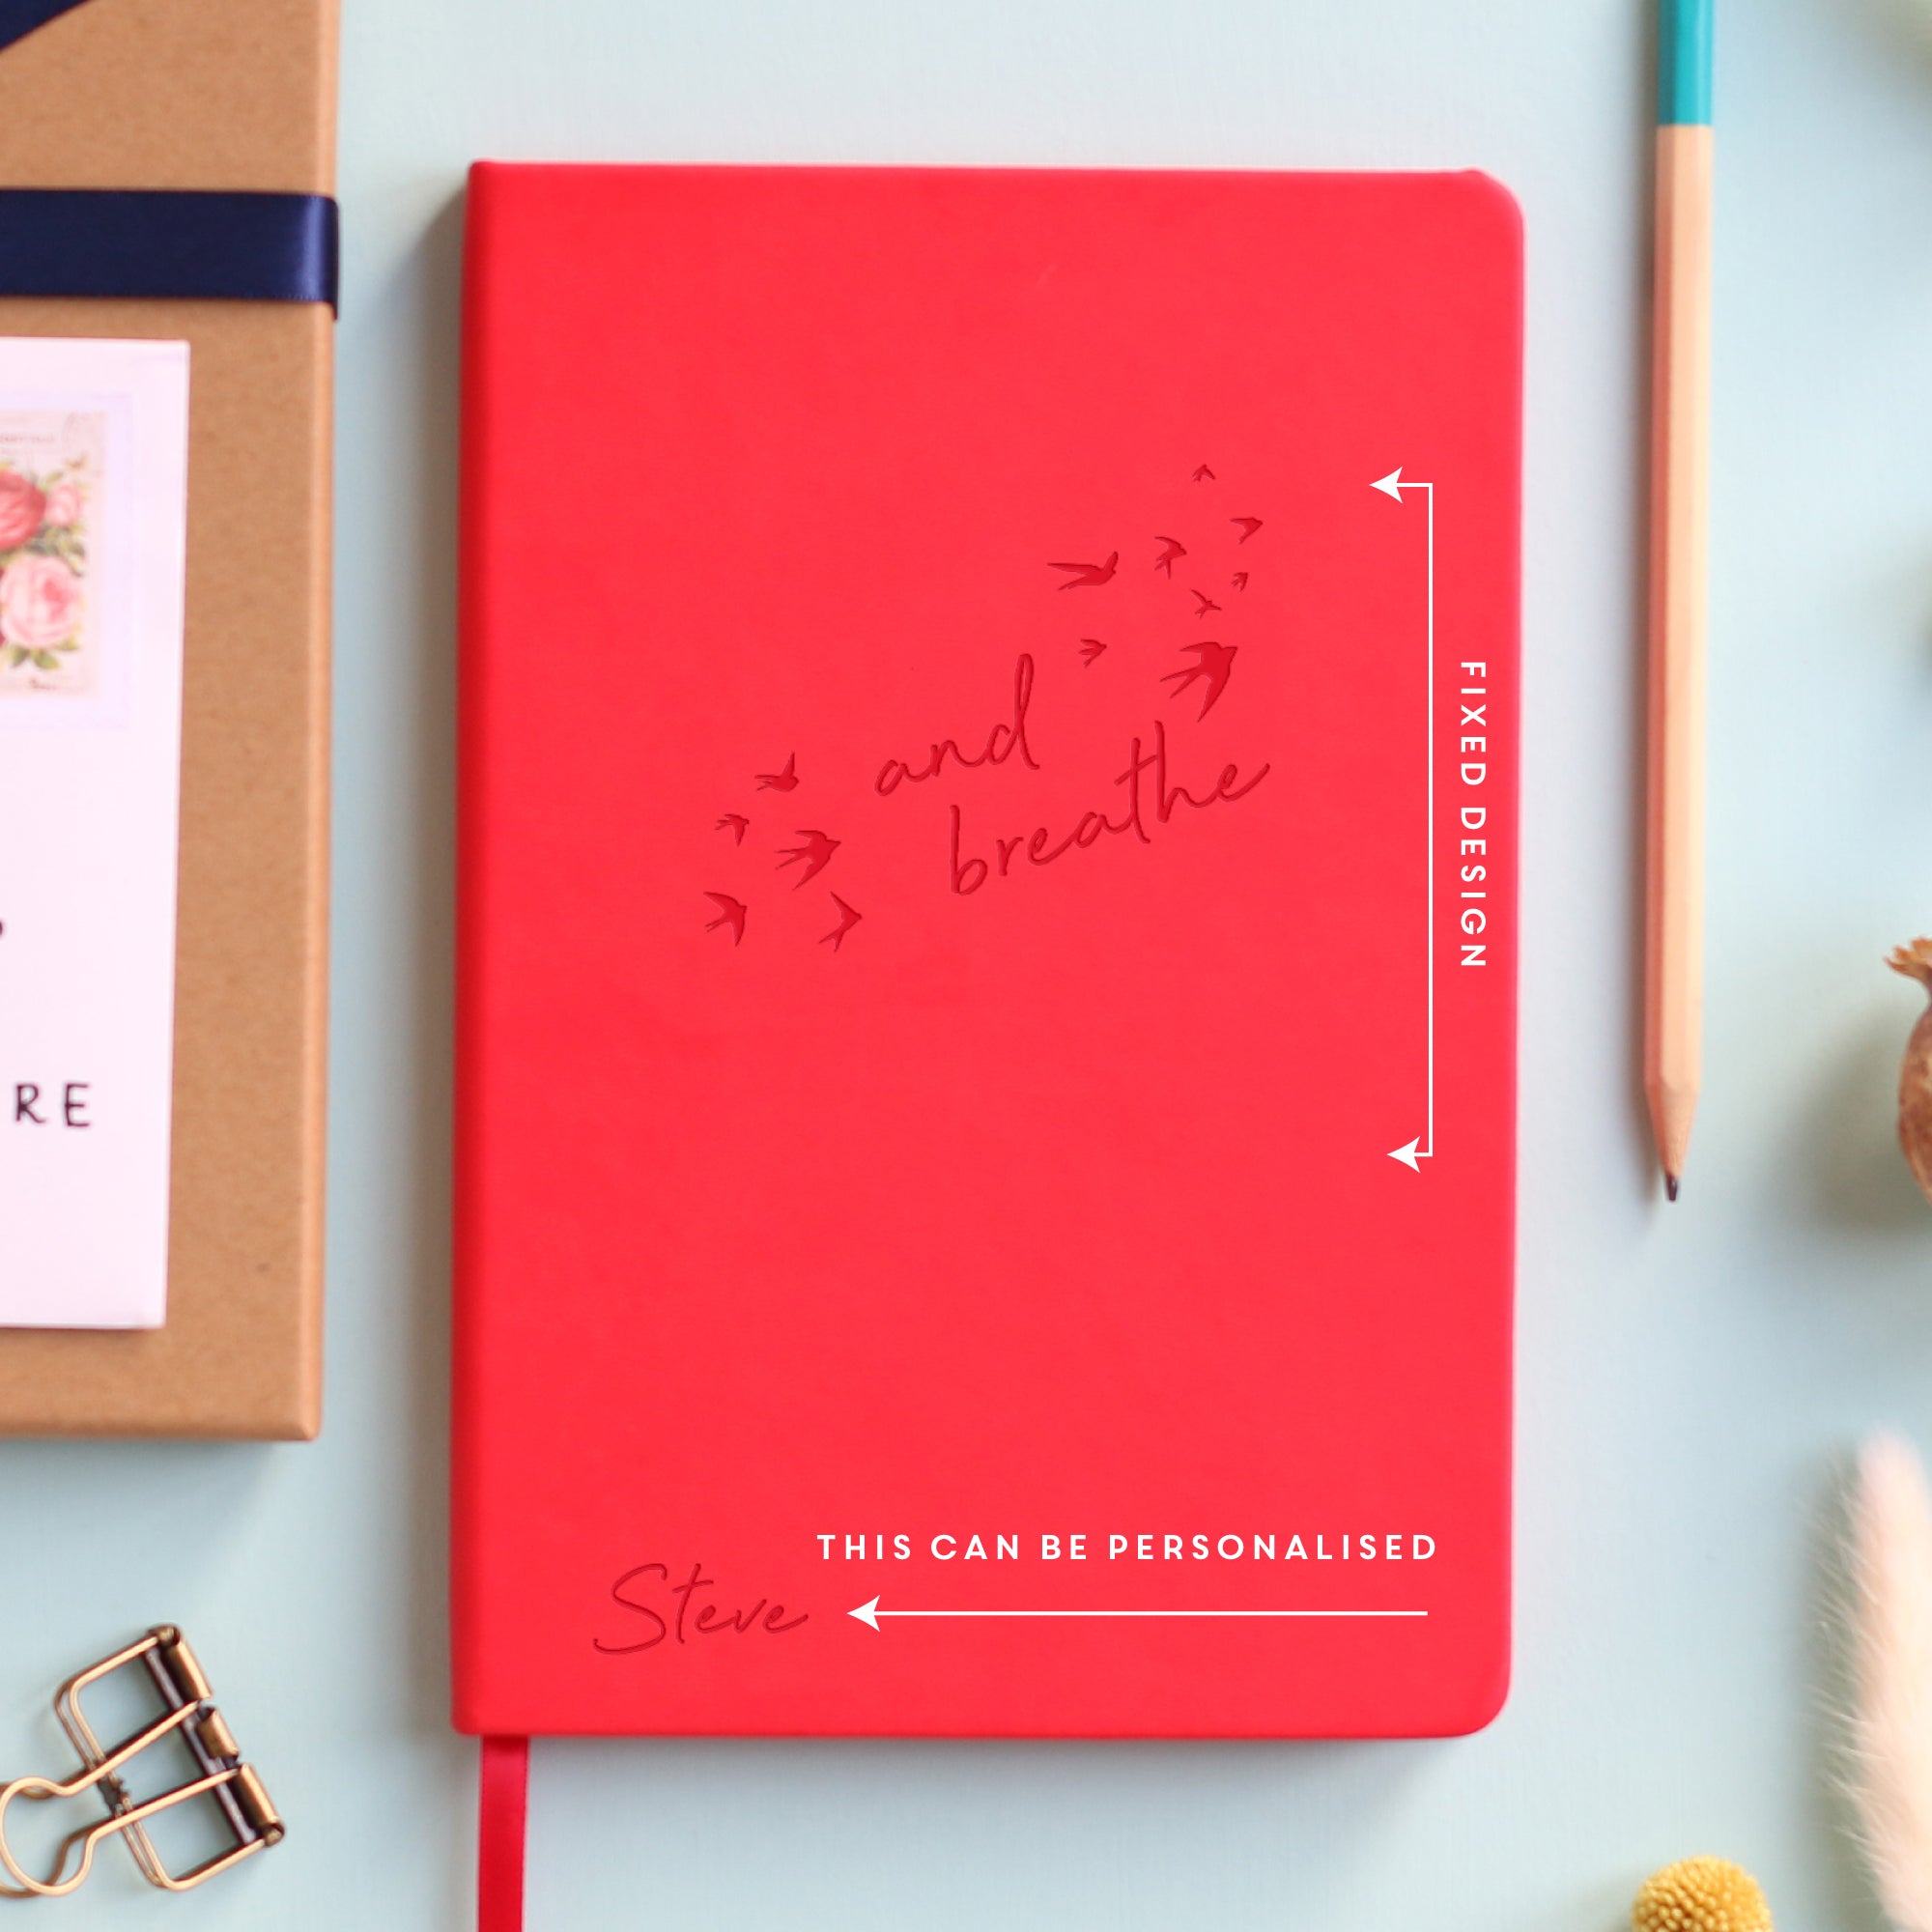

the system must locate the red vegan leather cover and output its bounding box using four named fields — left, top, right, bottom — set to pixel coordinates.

left=455, top=162, right=1521, bottom=1739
